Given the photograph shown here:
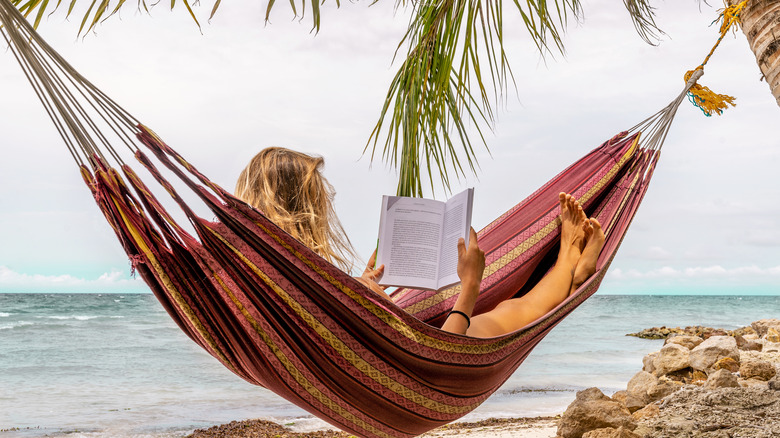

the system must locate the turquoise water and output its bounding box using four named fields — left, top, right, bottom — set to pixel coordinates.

left=1, top=293, right=777, bottom=437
